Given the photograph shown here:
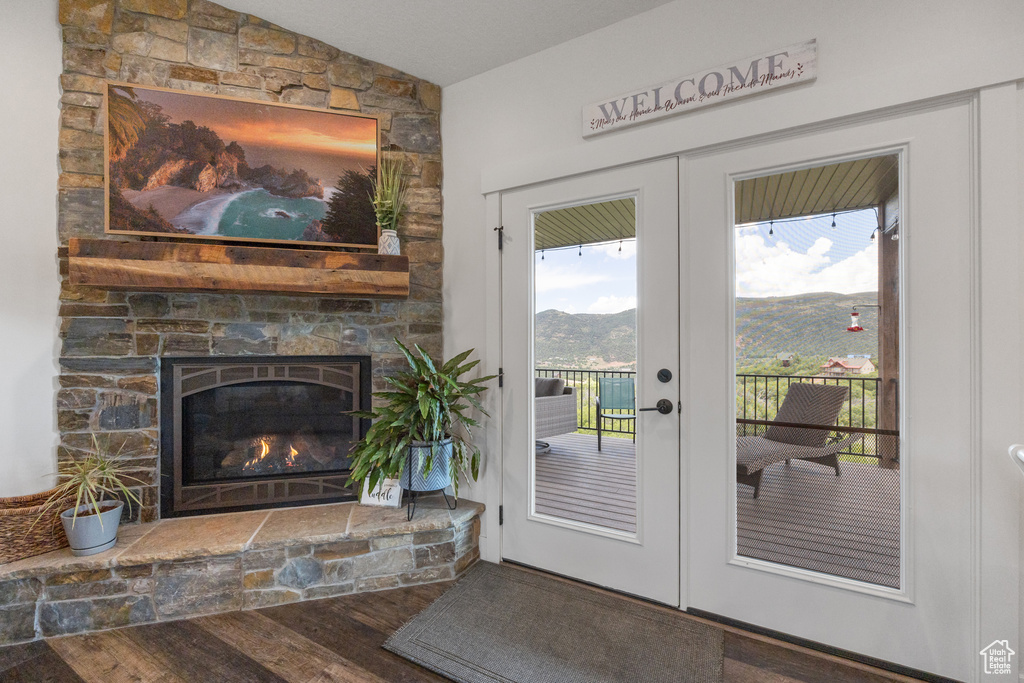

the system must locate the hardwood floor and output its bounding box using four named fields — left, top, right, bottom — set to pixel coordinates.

left=0, top=571, right=930, bottom=683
